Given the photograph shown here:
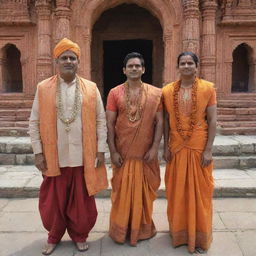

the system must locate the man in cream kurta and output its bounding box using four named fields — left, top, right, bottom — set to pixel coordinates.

left=30, top=77, right=106, bottom=166
left=29, top=38, right=107, bottom=255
